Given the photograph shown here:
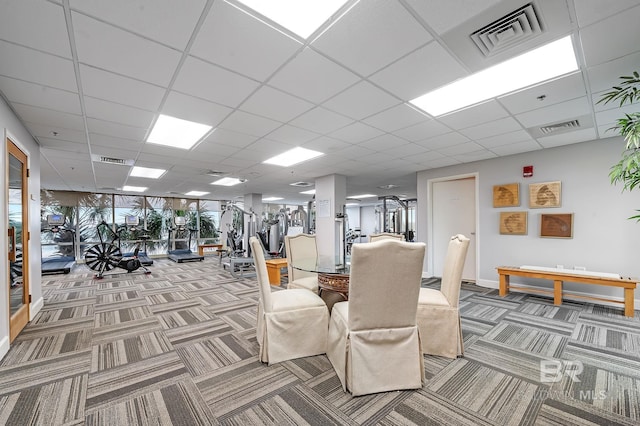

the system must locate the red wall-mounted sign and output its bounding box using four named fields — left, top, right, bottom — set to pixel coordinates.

left=523, top=165, right=533, bottom=178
